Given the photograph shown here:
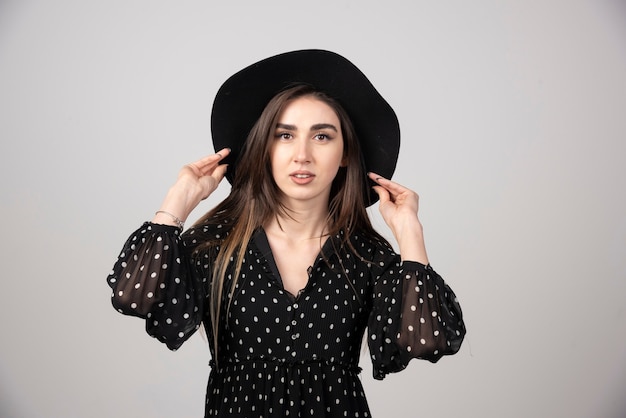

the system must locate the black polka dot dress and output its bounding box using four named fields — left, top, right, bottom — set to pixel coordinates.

left=108, top=221, right=465, bottom=417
